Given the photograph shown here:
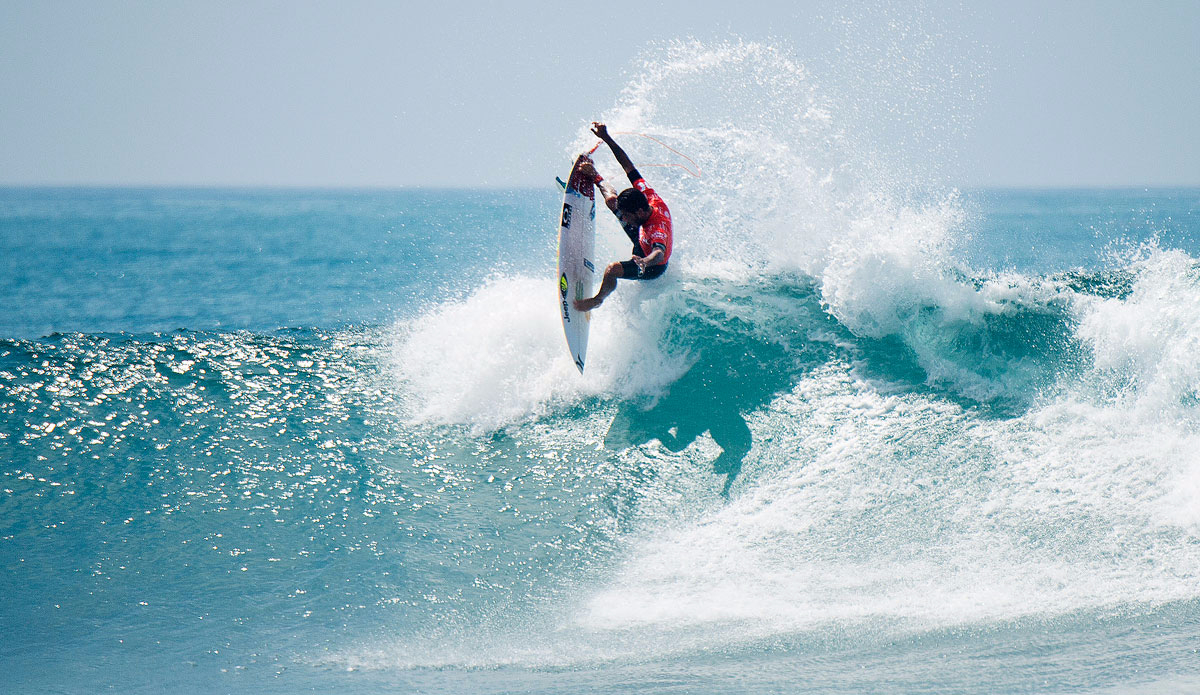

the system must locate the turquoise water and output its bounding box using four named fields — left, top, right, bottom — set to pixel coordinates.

left=0, top=187, right=546, bottom=337
left=4, top=184, right=1200, bottom=694
left=6, top=40, right=1200, bottom=694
